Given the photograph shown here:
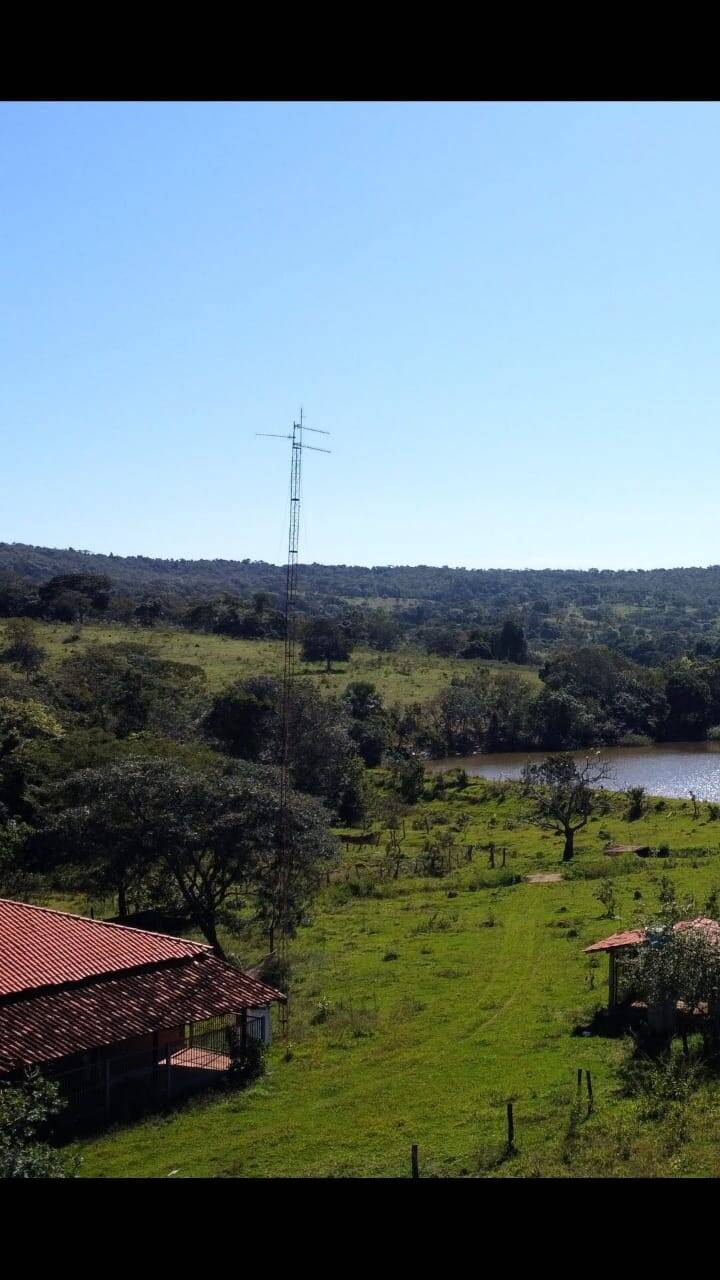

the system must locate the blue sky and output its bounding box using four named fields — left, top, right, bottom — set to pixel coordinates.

left=2, top=101, right=719, bottom=570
